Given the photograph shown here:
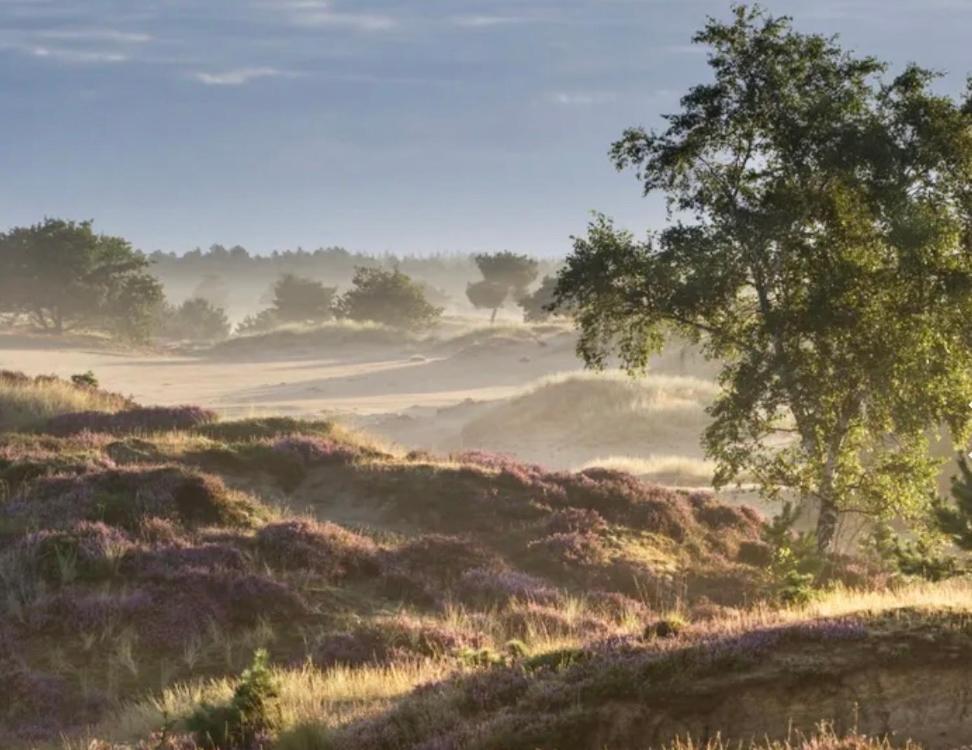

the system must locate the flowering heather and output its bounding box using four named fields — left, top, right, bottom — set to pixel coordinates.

left=120, top=542, right=249, bottom=578
left=315, top=615, right=485, bottom=667
left=271, top=435, right=360, bottom=465
left=689, top=492, right=763, bottom=535
left=500, top=601, right=614, bottom=639
left=386, top=535, right=504, bottom=585
left=453, top=450, right=549, bottom=483
left=543, top=507, right=609, bottom=535
left=25, top=570, right=306, bottom=647
left=256, top=519, right=379, bottom=578
left=458, top=566, right=561, bottom=606
left=11, top=521, right=132, bottom=583
left=45, top=405, right=218, bottom=436
left=2, top=465, right=256, bottom=530
left=458, top=665, right=531, bottom=713
left=527, top=531, right=610, bottom=568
